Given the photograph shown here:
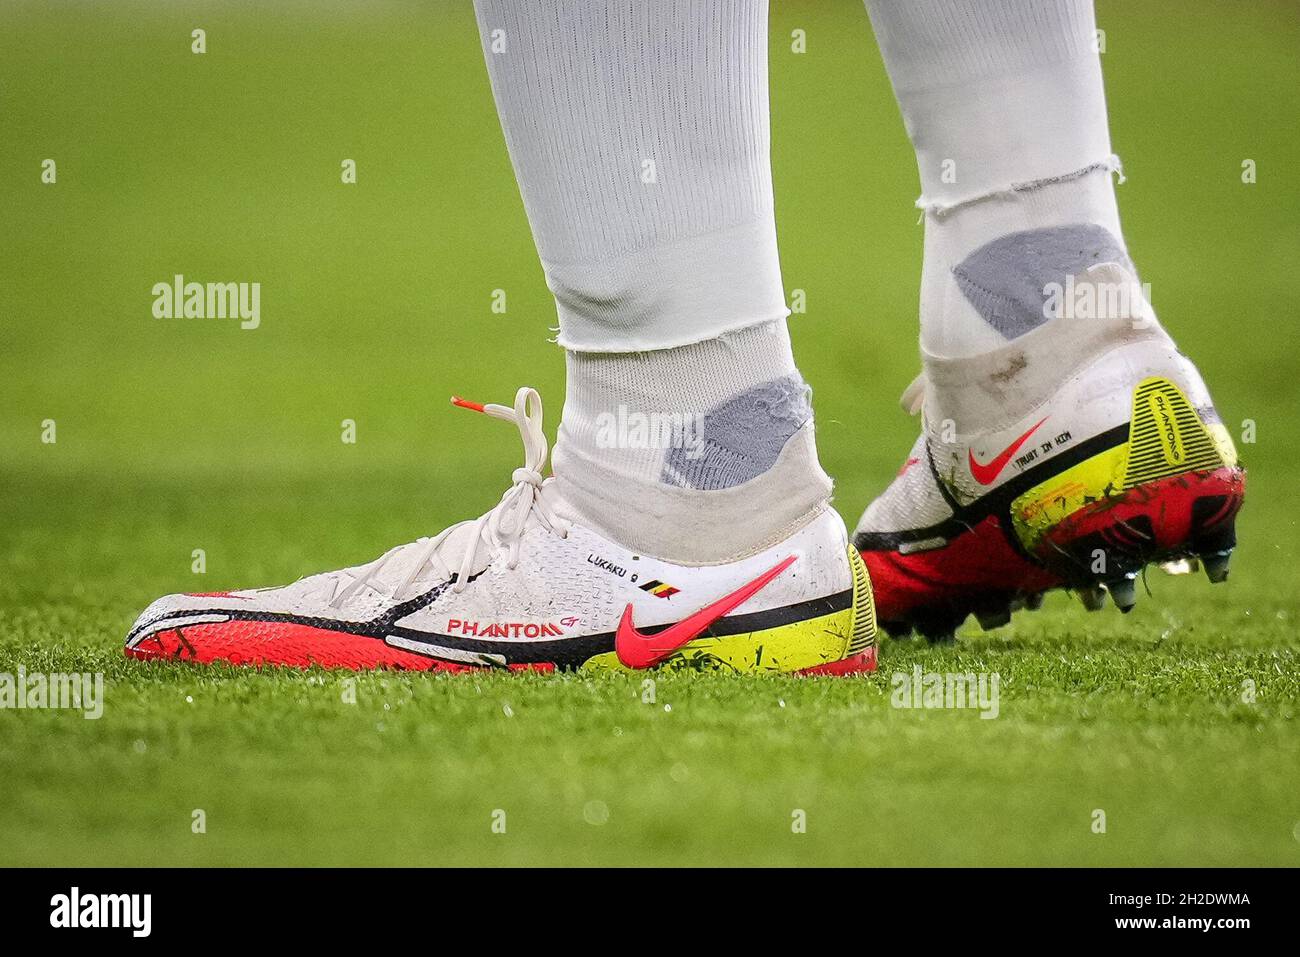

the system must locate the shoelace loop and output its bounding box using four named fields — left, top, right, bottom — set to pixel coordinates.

left=327, top=386, right=569, bottom=608
left=900, top=372, right=926, bottom=416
